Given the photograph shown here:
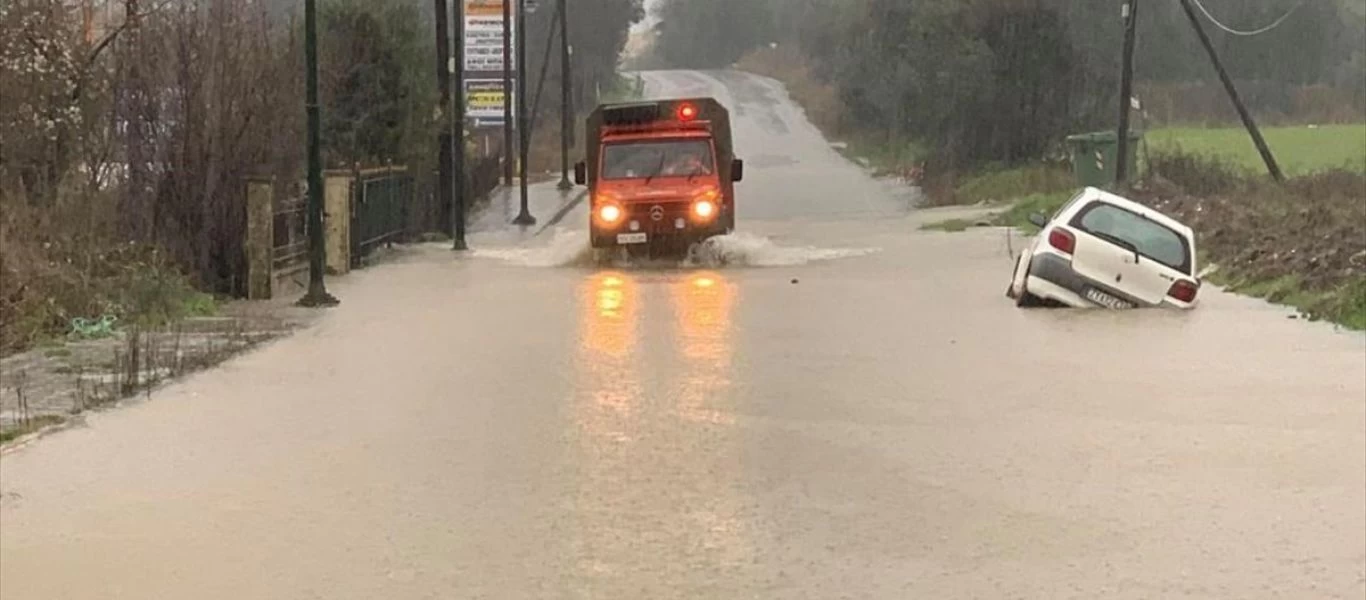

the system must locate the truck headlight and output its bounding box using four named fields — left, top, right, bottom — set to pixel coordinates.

left=692, top=199, right=716, bottom=220
left=598, top=204, right=623, bottom=224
